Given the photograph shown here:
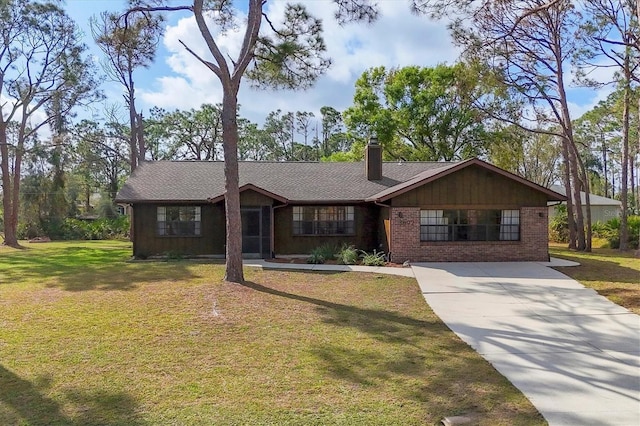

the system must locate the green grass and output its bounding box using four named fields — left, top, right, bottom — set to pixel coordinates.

left=549, top=244, right=640, bottom=314
left=0, top=241, right=544, bottom=425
